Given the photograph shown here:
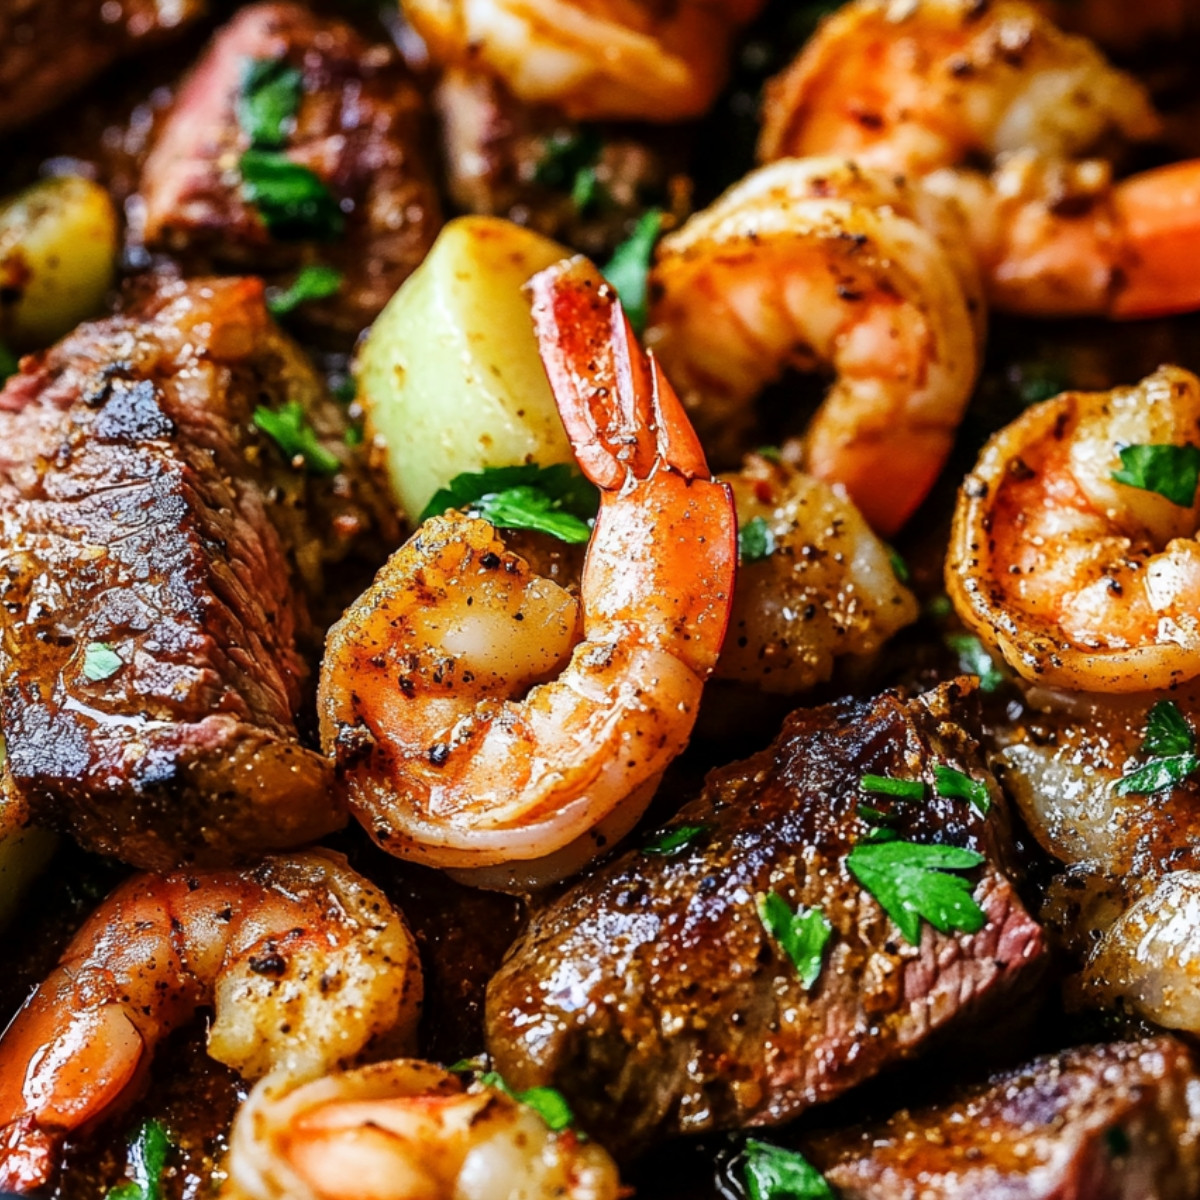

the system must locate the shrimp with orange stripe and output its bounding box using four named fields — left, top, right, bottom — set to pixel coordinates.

left=318, top=255, right=736, bottom=891
left=760, top=0, right=1200, bottom=319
